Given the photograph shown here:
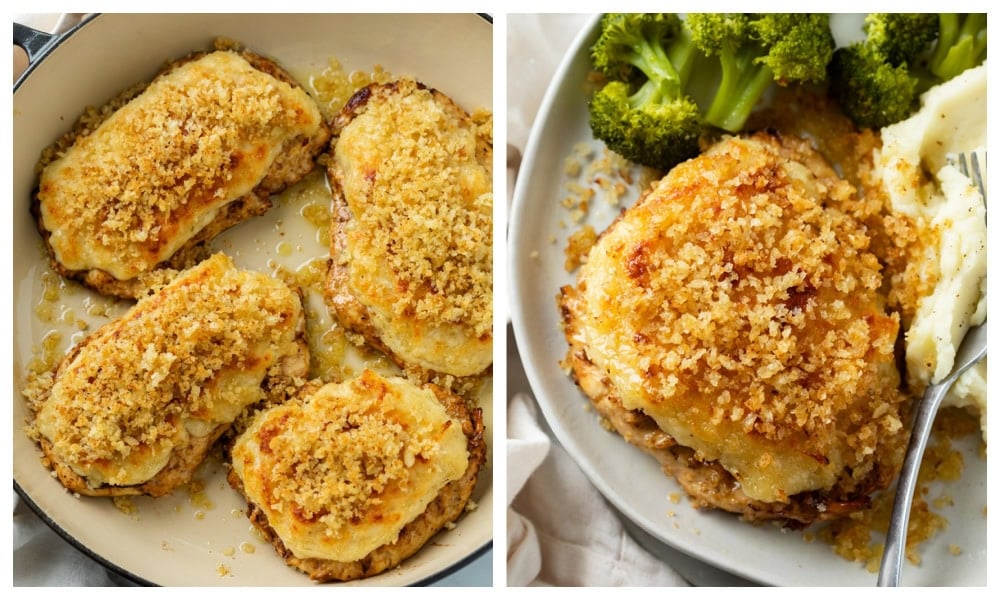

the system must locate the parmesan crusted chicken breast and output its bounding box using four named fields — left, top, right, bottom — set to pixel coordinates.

left=227, top=369, right=486, bottom=582
left=560, top=132, right=908, bottom=526
left=325, top=78, right=493, bottom=382
left=23, top=253, right=309, bottom=497
left=33, top=43, right=330, bottom=299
